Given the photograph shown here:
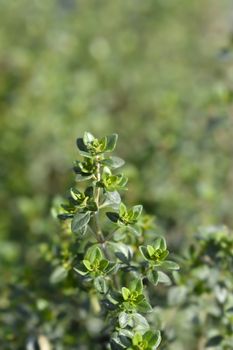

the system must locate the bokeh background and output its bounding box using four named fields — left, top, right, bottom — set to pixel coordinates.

left=1, top=0, right=233, bottom=348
